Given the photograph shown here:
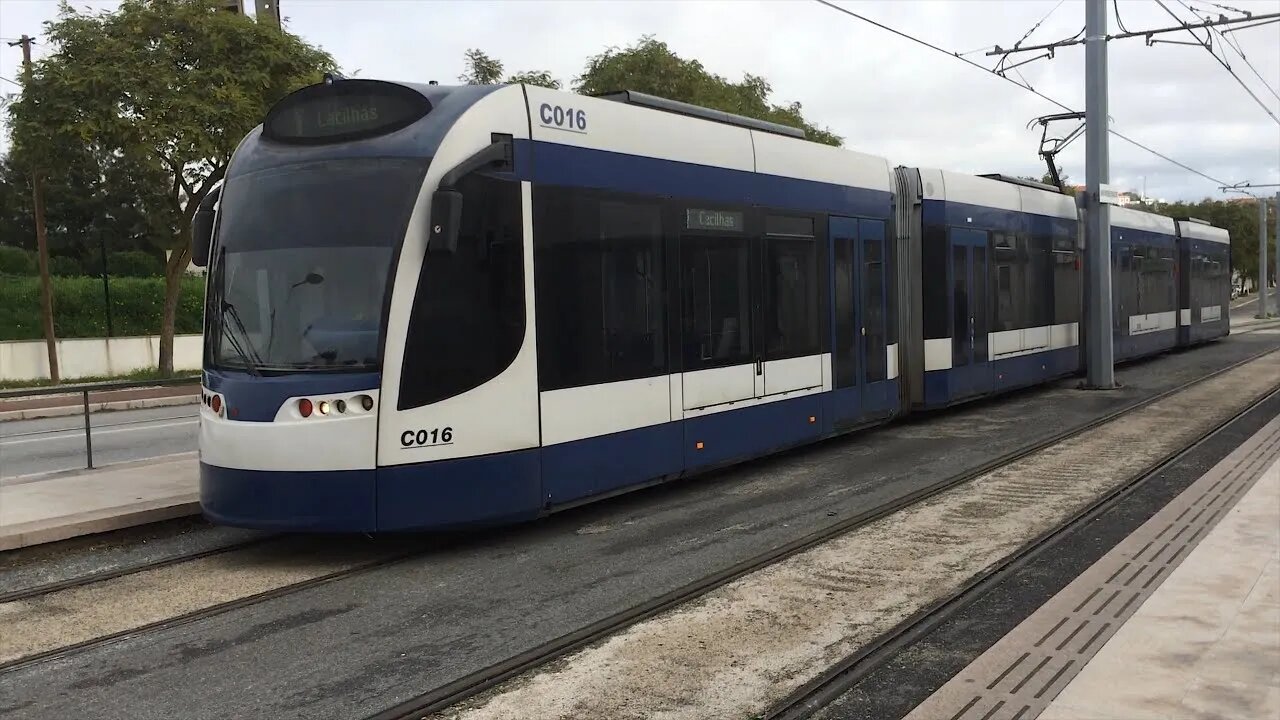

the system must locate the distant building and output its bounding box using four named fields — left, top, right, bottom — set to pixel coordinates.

left=1068, top=186, right=1153, bottom=206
